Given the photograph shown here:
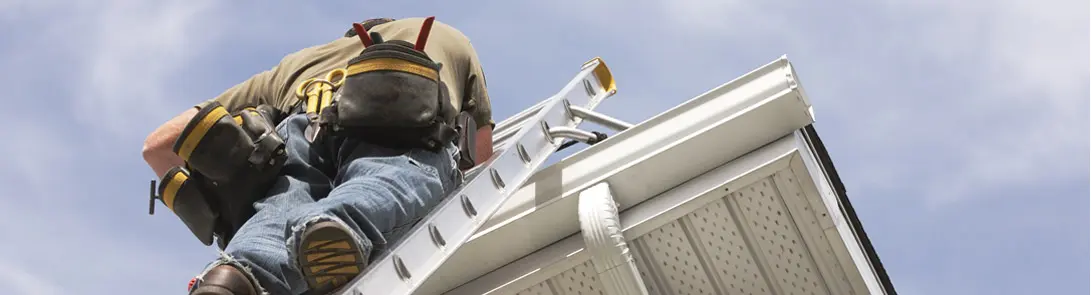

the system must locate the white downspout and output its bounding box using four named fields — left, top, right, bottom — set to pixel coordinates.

left=578, top=182, right=649, bottom=295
